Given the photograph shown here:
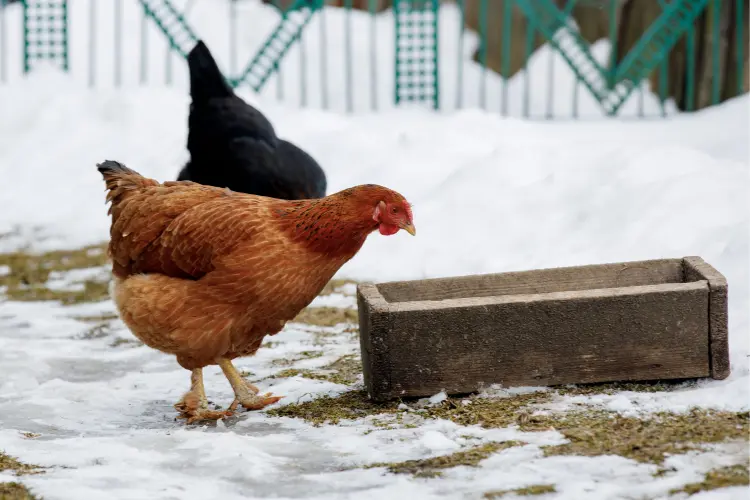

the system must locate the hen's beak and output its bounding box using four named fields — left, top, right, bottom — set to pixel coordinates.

left=400, top=221, right=416, bottom=236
